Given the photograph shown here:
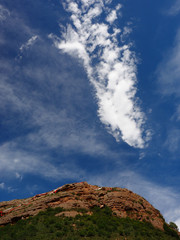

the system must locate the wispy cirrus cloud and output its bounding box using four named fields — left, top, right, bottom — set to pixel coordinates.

left=173, top=105, right=180, bottom=121
left=164, top=129, right=180, bottom=153
left=0, top=182, right=5, bottom=189
left=19, top=35, right=38, bottom=53
left=0, top=4, right=10, bottom=22
left=0, top=4, right=38, bottom=57
left=157, top=29, right=180, bottom=97
left=157, top=28, right=180, bottom=152
left=87, top=170, right=180, bottom=229
left=0, top=141, right=85, bottom=180
left=0, top=28, right=120, bottom=181
left=51, top=0, right=150, bottom=149
left=167, top=0, right=180, bottom=16
left=106, top=4, right=122, bottom=24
